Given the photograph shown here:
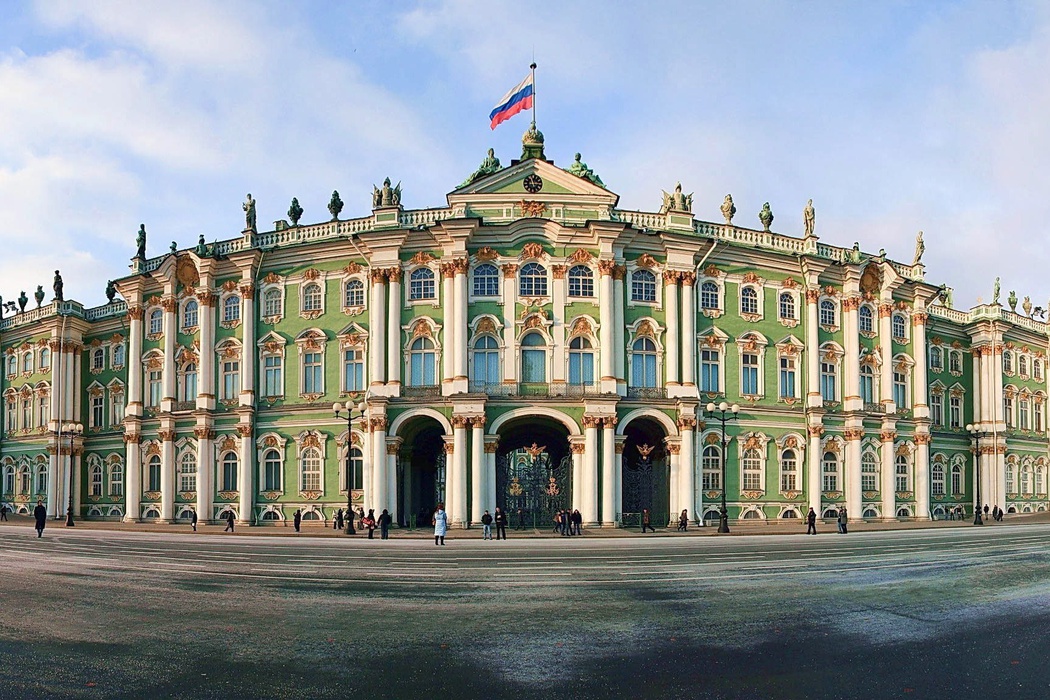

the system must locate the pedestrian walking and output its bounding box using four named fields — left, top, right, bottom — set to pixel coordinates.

left=553, top=510, right=562, bottom=534
left=379, top=509, right=391, bottom=539
left=335, top=508, right=343, bottom=531
left=481, top=510, right=493, bottom=540
left=983, top=504, right=990, bottom=518
left=0, top=504, right=9, bottom=521
left=806, top=507, right=817, bottom=535
left=494, top=507, right=507, bottom=540
left=346, top=506, right=356, bottom=535
left=678, top=509, right=689, bottom=531
left=356, top=506, right=365, bottom=526
left=641, top=508, right=655, bottom=533
left=838, top=506, right=848, bottom=534
left=190, top=509, right=198, bottom=532
left=572, top=509, right=582, bottom=535
left=33, top=500, right=46, bottom=537
left=516, top=508, right=526, bottom=530
left=293, top=509, right=302, bottom=533
left=224, top=510, right=235, bottom=532
left=363, top=509, right=376, bottom=539
left=433, top=502, right=448, bottom=545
